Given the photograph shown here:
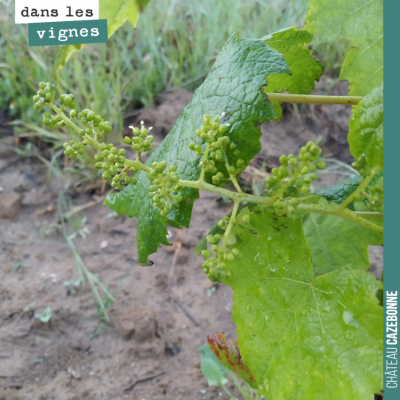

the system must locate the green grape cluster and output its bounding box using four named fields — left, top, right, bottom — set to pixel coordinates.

left=124, top=122, right=154, bottom=154
left=93, top=144, right=136, bottom=190
left=33, top=82, right=55, bottom=110
left=147, top=162, right=182, bottom=216
left=75, top=108, right=112, bottom=138
left=189, top=114, right=244, bottom=181
left=265, top=142, right=326, bottom=215
left=365, top=184, right=383, bottom=212
left=351, top=154, right=370, bottom=177
left=200, top=213, right=250, bottom=282
left=353, top=183, right=383, bottom=213
left=63, top=140, right=84, bottom=160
